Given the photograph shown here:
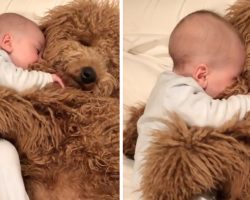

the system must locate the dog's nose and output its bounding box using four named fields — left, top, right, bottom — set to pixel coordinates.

left=81, top=66, right=96, bottom=84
